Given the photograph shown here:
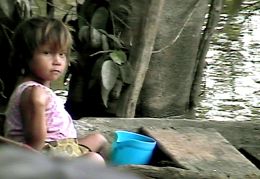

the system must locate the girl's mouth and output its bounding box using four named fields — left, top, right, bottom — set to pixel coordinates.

left=51, top=70, right=61, bottom=74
